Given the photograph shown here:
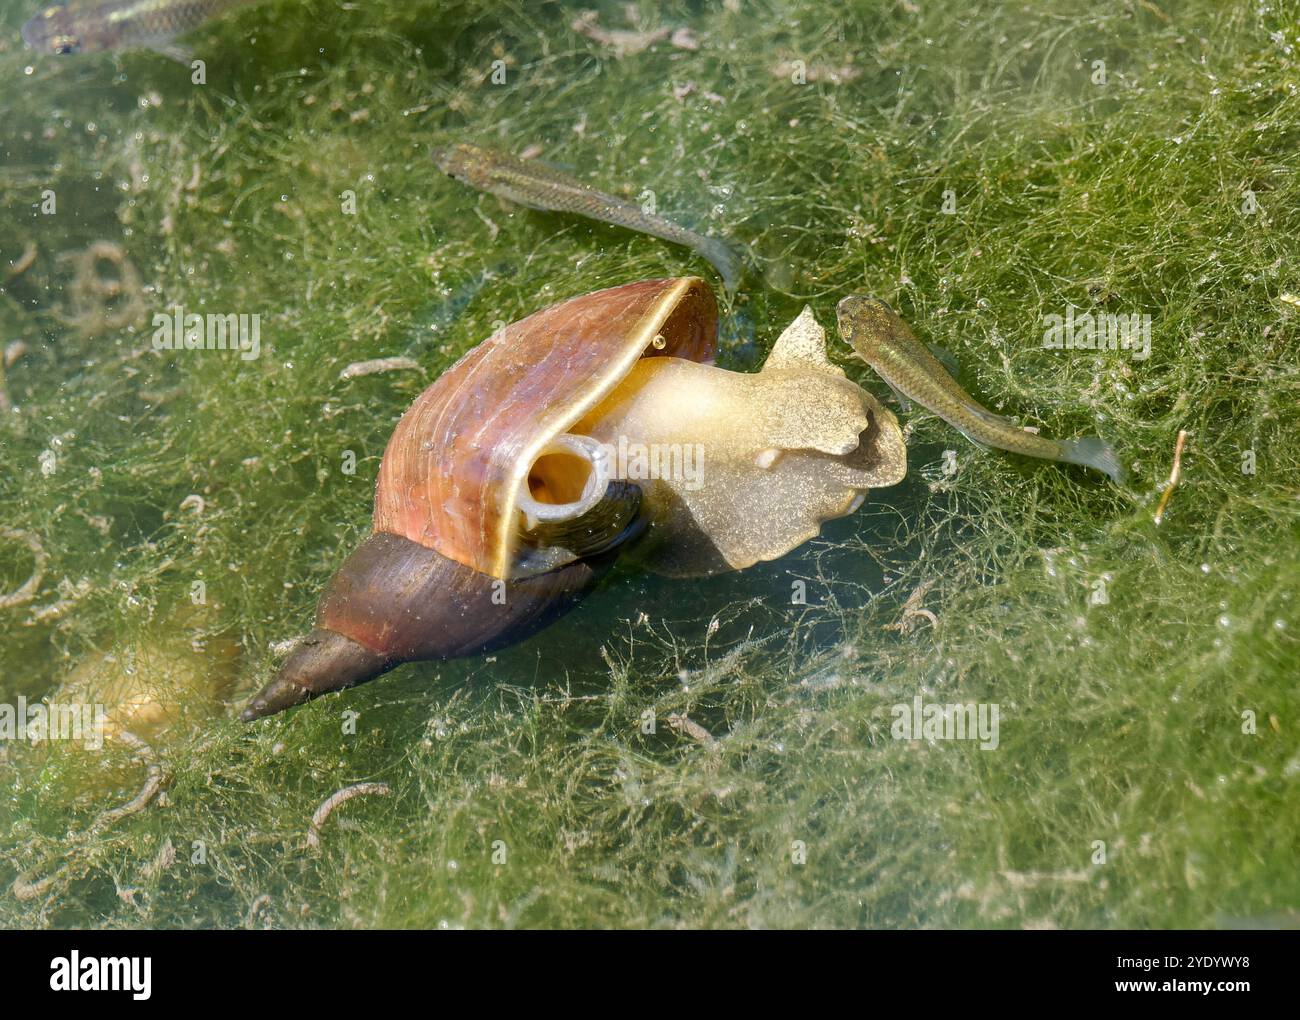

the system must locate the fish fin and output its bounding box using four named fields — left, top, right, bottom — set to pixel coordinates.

left=529, top=157, right=578, bottom=174
left=883, top=380, right=912, bottom=412
left=926, top=341, right=962, bottom=380
left=965, top=403, right=1018, bottom=427
left=696, top=235, right=746, bottom=295
left=953, top=424, right=992, bottom=452
left=486, top=192, right=533, bottom=212
left=150, top=40, right=194, bottom=65
left=1056, top=436, right=1126, bottom=483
